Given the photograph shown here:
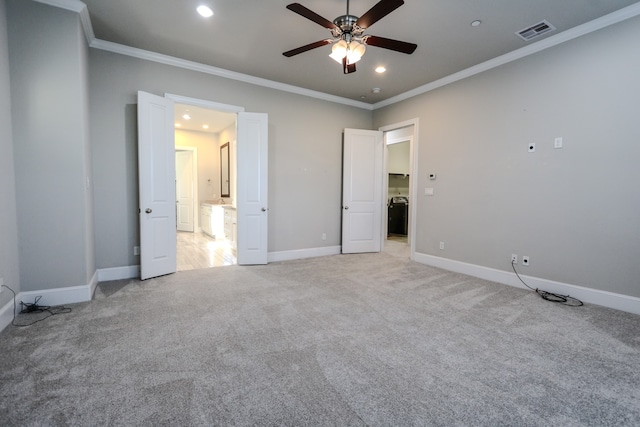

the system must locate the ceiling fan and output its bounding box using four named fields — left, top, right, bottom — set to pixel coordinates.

left=283, top=0, right=417, bottom=74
